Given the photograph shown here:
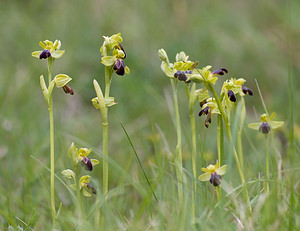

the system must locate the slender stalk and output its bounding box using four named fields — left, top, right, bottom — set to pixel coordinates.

left=170, top=79, right=183, bottom=204
left=265, top=135, right=270, bottom=193
left=217, top=115, right=224, bottom=165
left=206, top=82, right=251, bottom=214
left=237, top=98, right=246, bottom=172
left=103, top=66, right=111, bottom=197
left=188, top=92, right=197, bottom=222
left=47, top=58, right=56, bottom=225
